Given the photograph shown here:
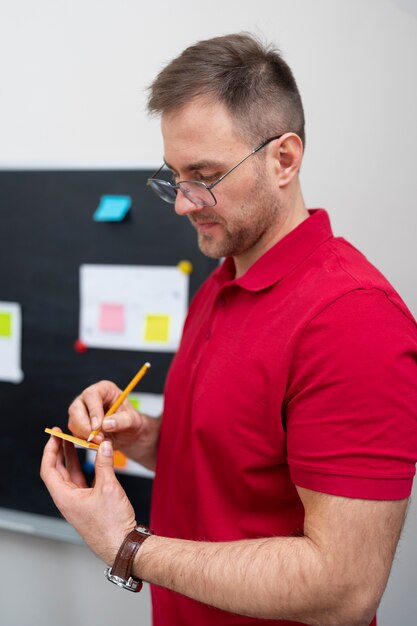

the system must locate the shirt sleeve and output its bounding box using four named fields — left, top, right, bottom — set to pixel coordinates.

left=285, top=288, right=417, bottom=500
